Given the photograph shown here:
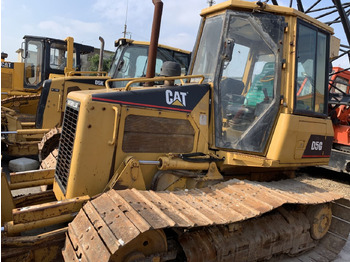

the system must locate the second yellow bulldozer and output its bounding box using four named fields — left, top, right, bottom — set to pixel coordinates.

left=1, top=35, right=95, bottom=115
left=1, top=38, right=190, bottom=159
